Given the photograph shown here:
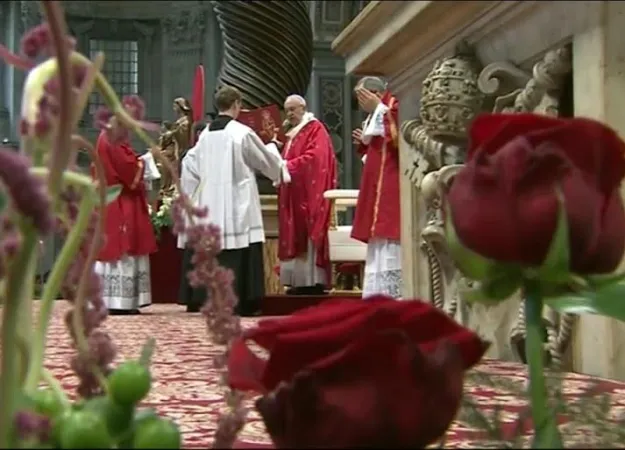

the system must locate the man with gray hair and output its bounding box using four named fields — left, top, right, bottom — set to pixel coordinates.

left=277, top=94, right=338, bottom=295
left=351, top=76, right=402, bottom=299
